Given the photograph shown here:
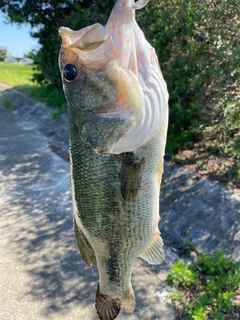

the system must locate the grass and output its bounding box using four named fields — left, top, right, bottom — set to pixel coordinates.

left=0, top=61, right=34, bottom=87
left=0, top=95, right=15, bottom=110
left=0, top=62, right=66, bottom=112
left=167, top=247, right=240, bottom=320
